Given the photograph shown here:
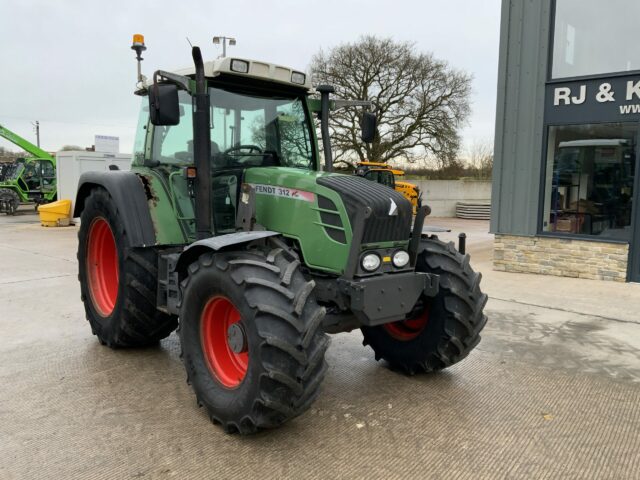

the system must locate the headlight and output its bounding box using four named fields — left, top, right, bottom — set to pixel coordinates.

left=392, top=250, right=410, bottom=268
left=361, top=253, right=381, bottom=272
